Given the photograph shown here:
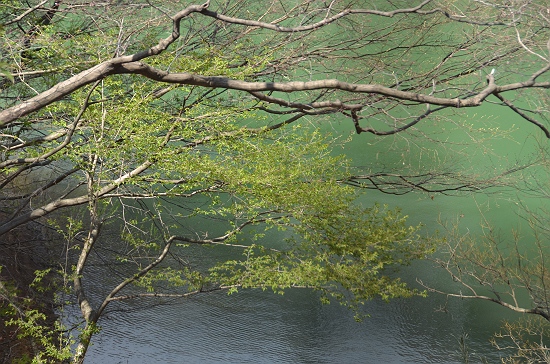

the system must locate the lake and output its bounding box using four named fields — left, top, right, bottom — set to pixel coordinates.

left=78, top=102, right=544, bottom=363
